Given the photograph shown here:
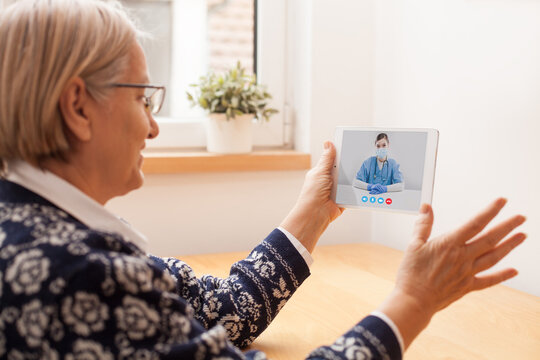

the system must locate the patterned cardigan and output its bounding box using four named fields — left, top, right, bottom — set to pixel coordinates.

left=0, top=179, right=401, bottom=359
